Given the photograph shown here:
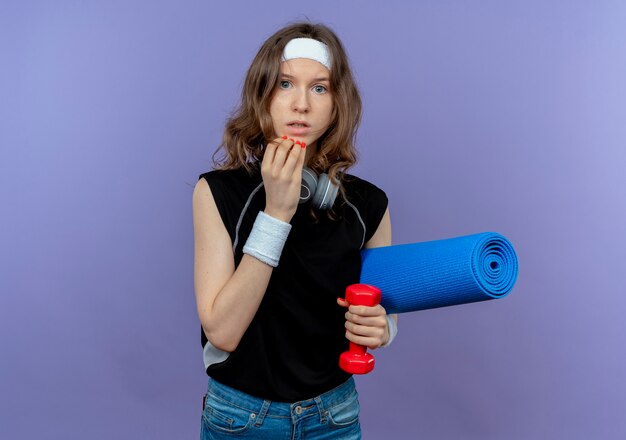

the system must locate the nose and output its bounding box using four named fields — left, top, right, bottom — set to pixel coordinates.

left=292, top=87, right=310, bottom=113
